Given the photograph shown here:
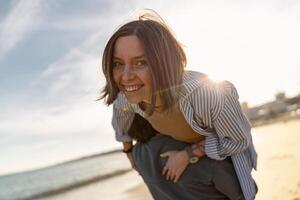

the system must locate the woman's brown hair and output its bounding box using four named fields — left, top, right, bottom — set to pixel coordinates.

left=99, top=10, right=187, bottom=116
left=128, top=113, right=157, bottom=143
